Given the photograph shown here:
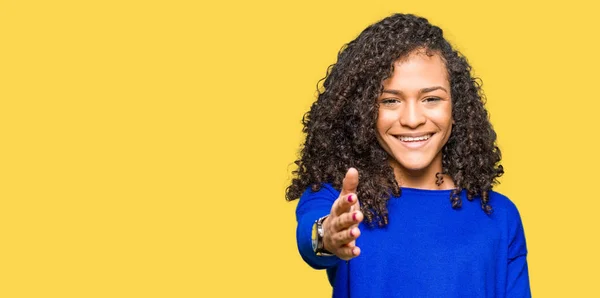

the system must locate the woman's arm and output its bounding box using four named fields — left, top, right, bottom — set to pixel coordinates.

left=295, top=184, right=342, bottom=269
left=506, top=206, right=531, bottom=297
